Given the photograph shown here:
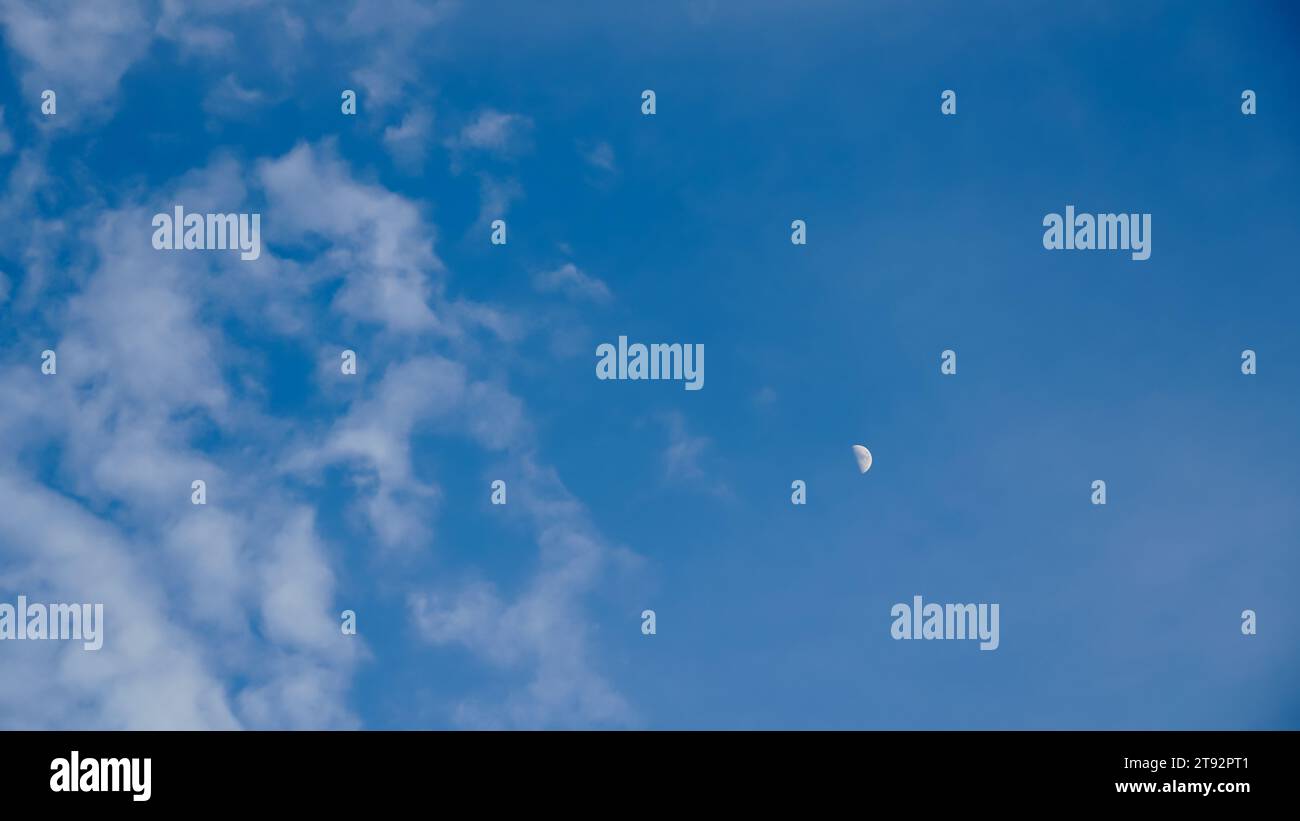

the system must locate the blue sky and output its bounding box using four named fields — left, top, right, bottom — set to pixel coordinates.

left=0, top=0, right=1296, bottom=729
